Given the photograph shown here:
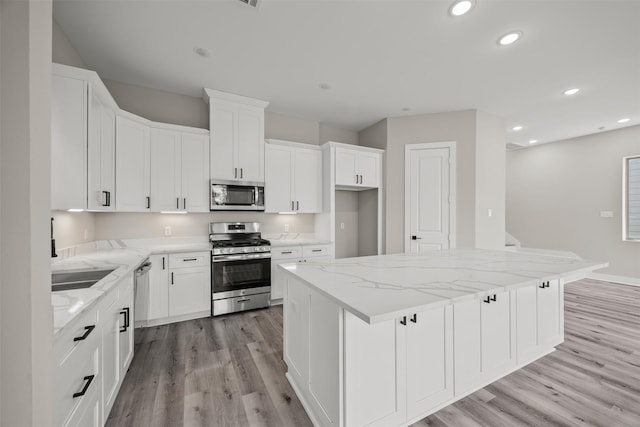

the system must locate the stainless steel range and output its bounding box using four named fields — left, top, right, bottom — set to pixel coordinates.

left=210, top=222, right=271, bottom=316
